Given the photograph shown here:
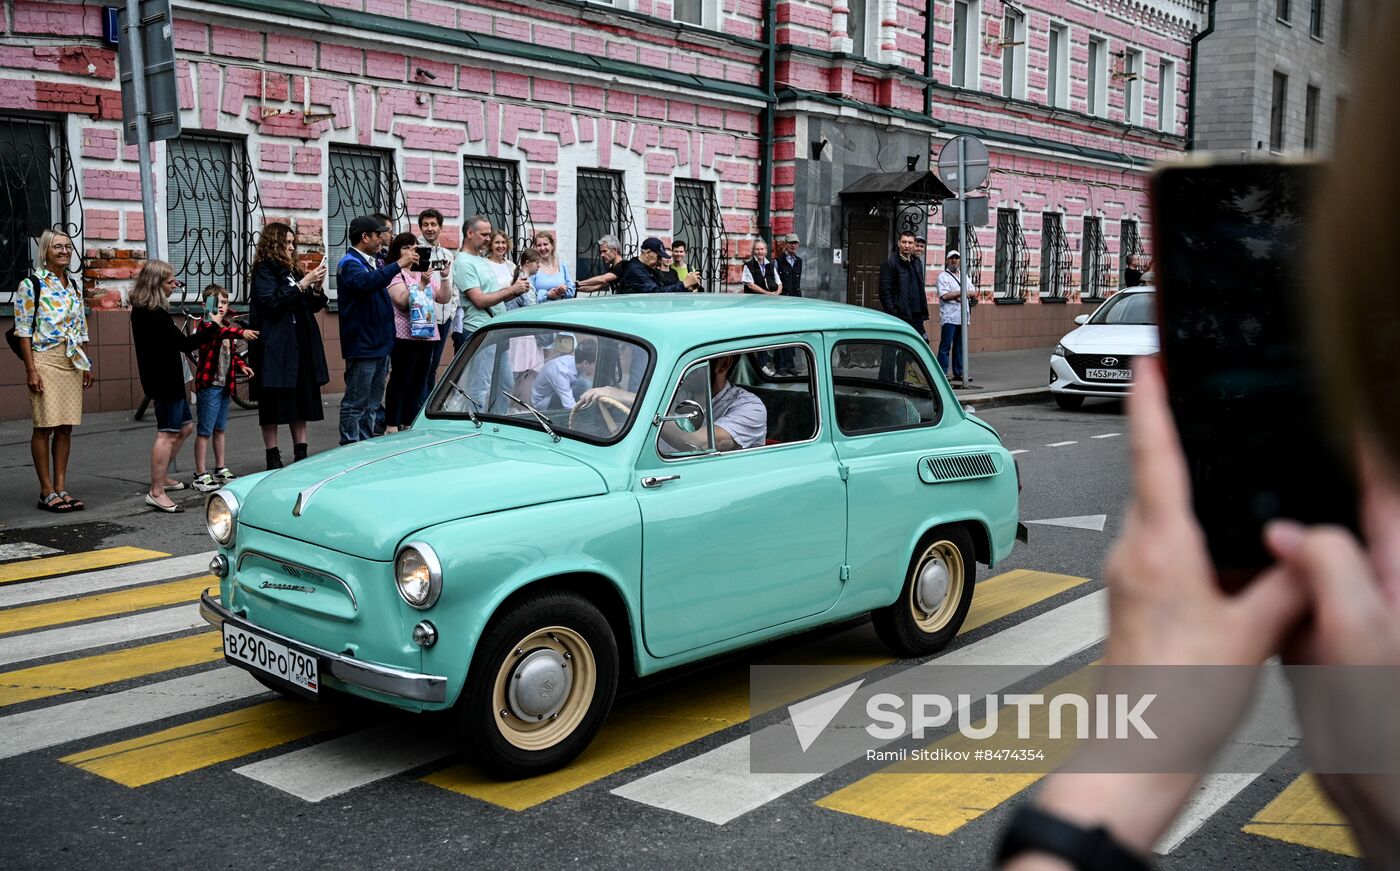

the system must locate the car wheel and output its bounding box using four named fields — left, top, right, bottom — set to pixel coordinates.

left=1054, top=393, right=1084, bottom=410
left=872, top=526, right=976, bottom=657
left=456, top=590, right=618, bottom=779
